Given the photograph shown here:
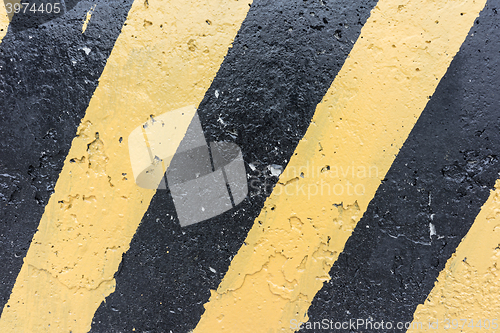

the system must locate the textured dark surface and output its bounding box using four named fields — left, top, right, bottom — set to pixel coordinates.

left=303, top=3, right=500, bottom=332
left=89, top=0, right=379, bottom=332
left=0, top=0, right=134, bottom=314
